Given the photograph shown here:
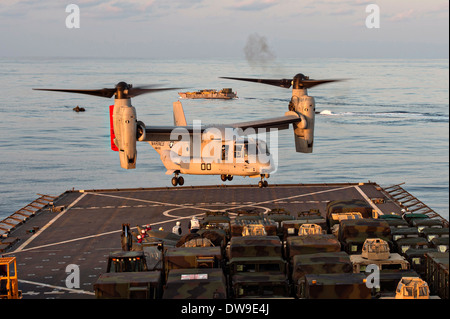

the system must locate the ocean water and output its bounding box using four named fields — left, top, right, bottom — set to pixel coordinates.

left=0, top=58, right=448, bottom=220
